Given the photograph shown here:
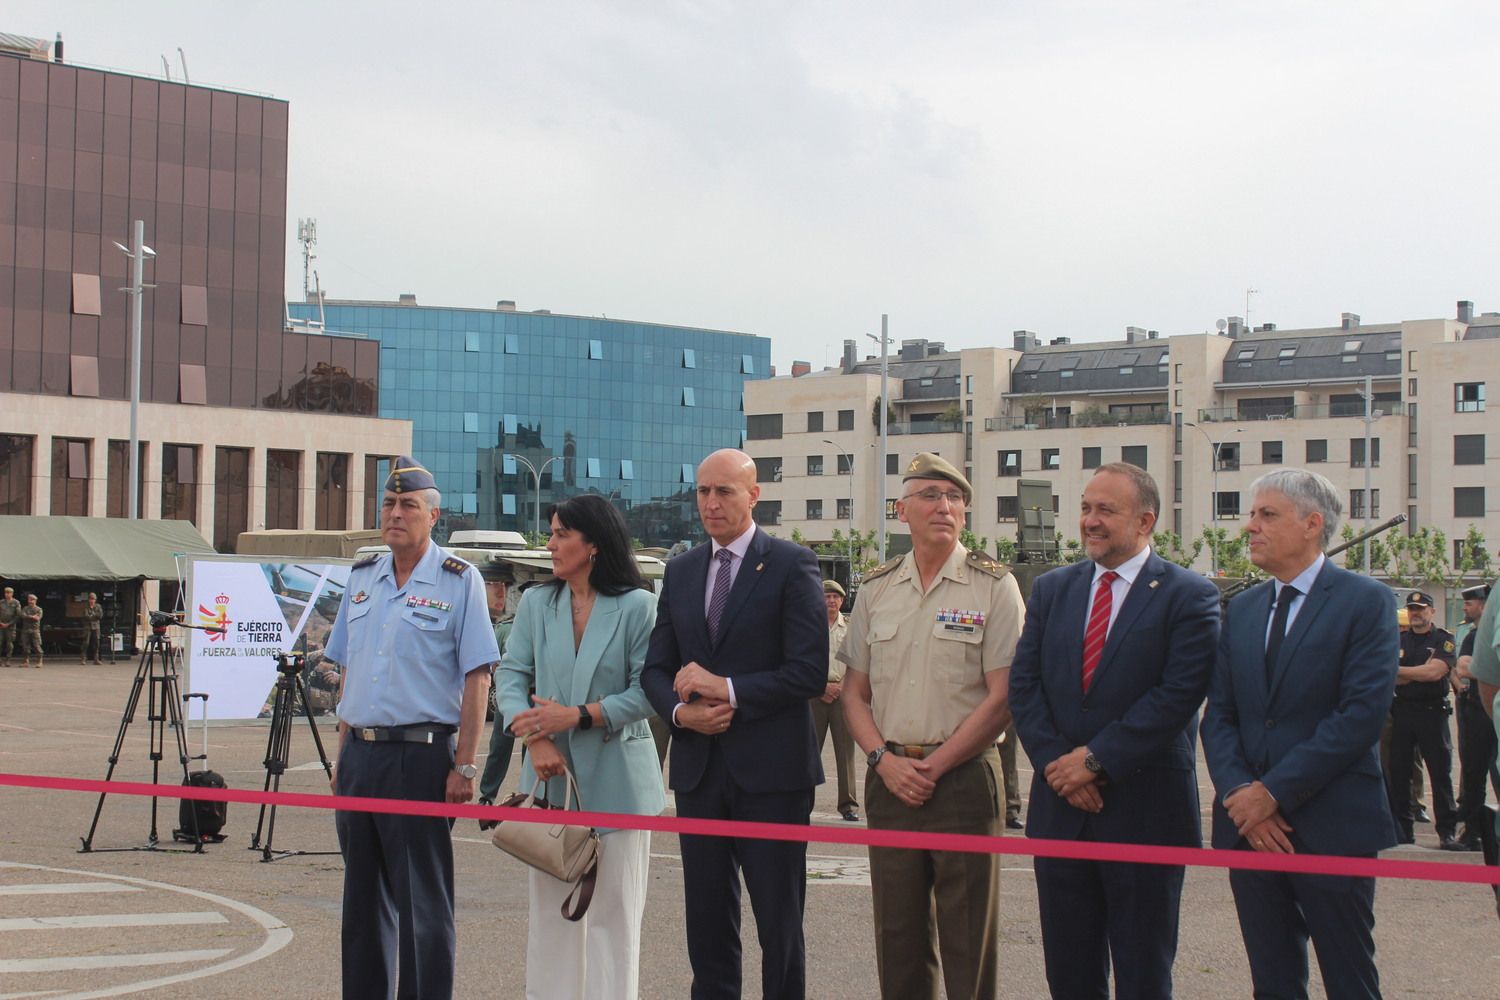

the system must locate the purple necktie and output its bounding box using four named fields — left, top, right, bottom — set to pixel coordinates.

left=708, top=548, right=734, bottom=643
